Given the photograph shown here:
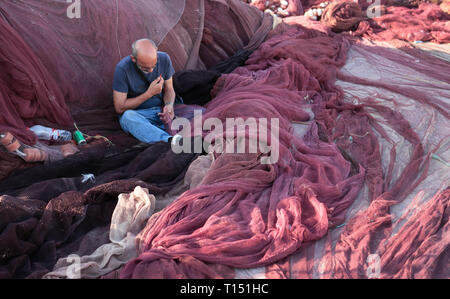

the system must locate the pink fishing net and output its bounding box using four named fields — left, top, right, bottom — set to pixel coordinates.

left=0, top=0, right=273, bottom=179
left=320, top=0, right=364, bottom=32
left=1, top=0, right=449, bottom=279
left=279, top=39, right=450, bottom=279
left=0, top=0, right=186, bottom=147
left=356, top=3, right=450, bottom=43
left=244, top=0, right=305, bottom=16
left=245, top=1, right=450, bottom=43
left=120, top=24, right=364, bottom=278
left=318, top=1, right=450, bottom=43
left=0, top=16, right=73, bottom=145
left=119, top=7, right=449, bottom=277
left=0, top=0, right=271, bottom=136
